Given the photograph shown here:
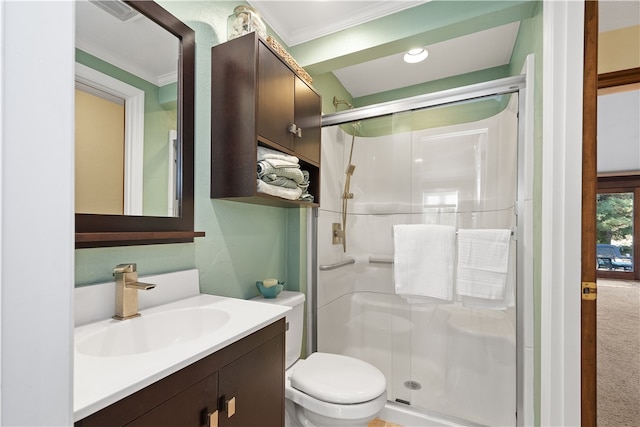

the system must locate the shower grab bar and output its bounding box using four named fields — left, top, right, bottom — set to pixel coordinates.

left=369, top=257, right=394, bottom=265
left=319, top=258, right=355, bottom=271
